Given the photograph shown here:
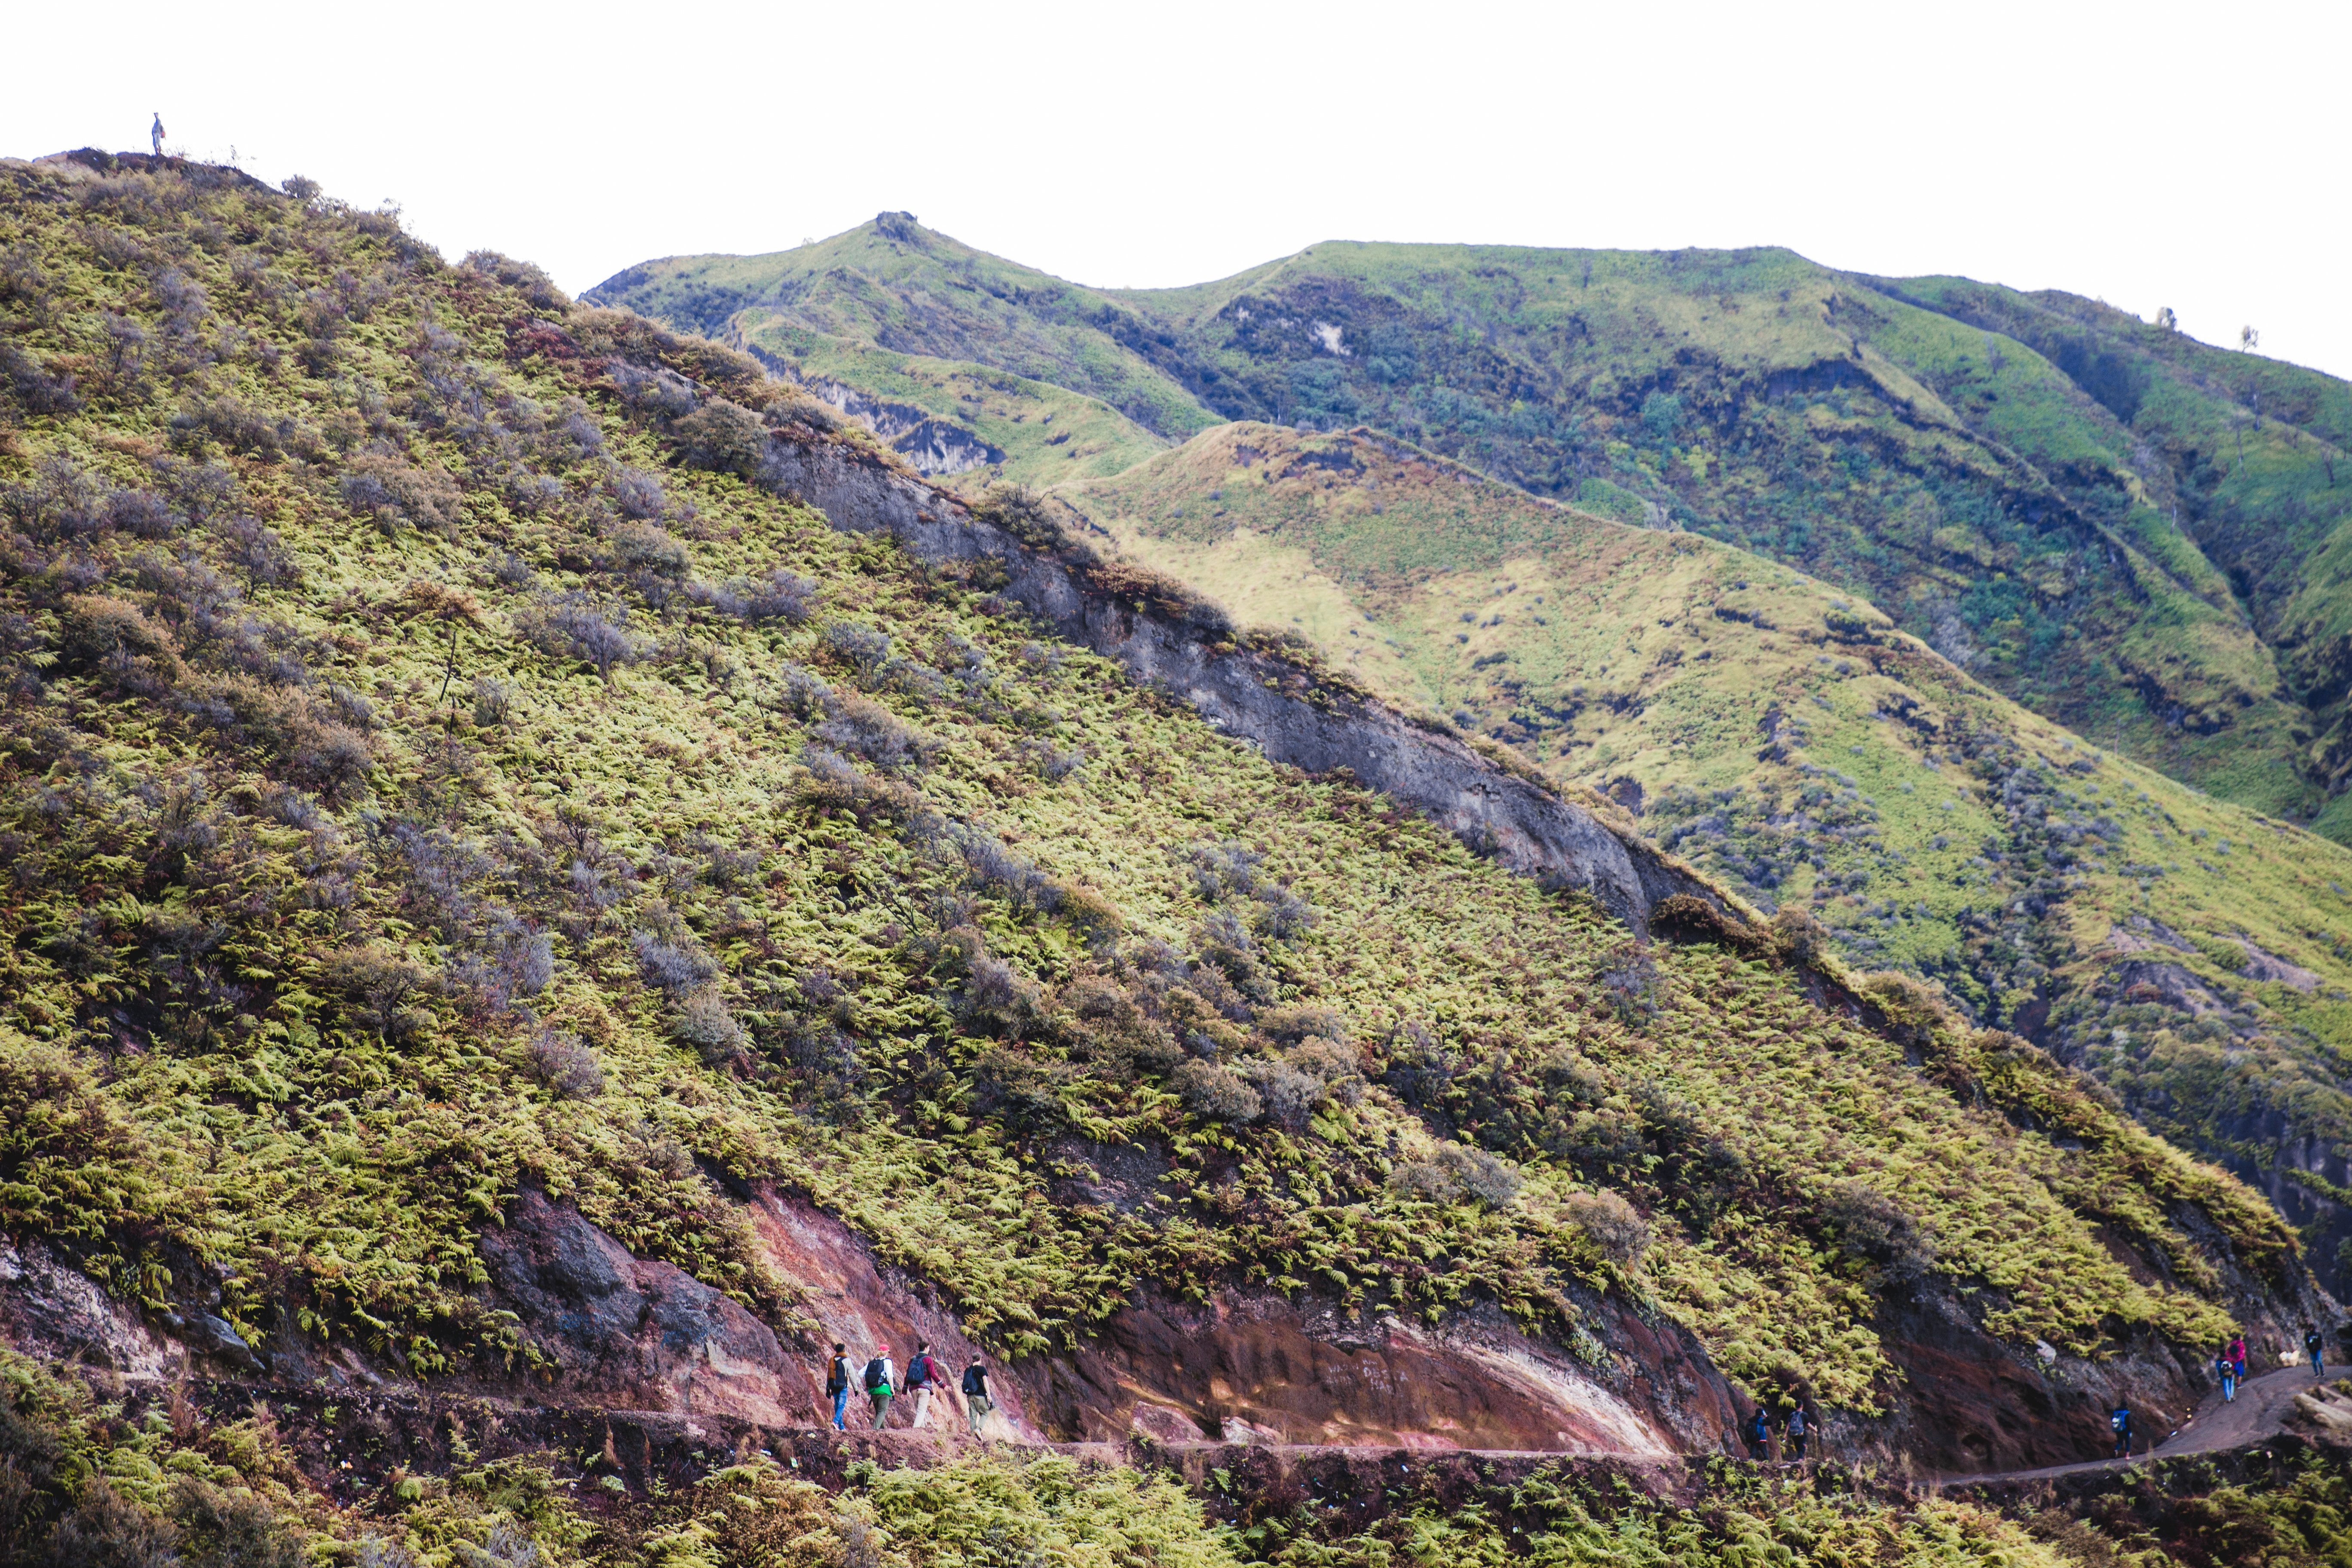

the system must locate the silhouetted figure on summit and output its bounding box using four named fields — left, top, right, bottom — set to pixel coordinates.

left=150, top=114, right=165, bottom=156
